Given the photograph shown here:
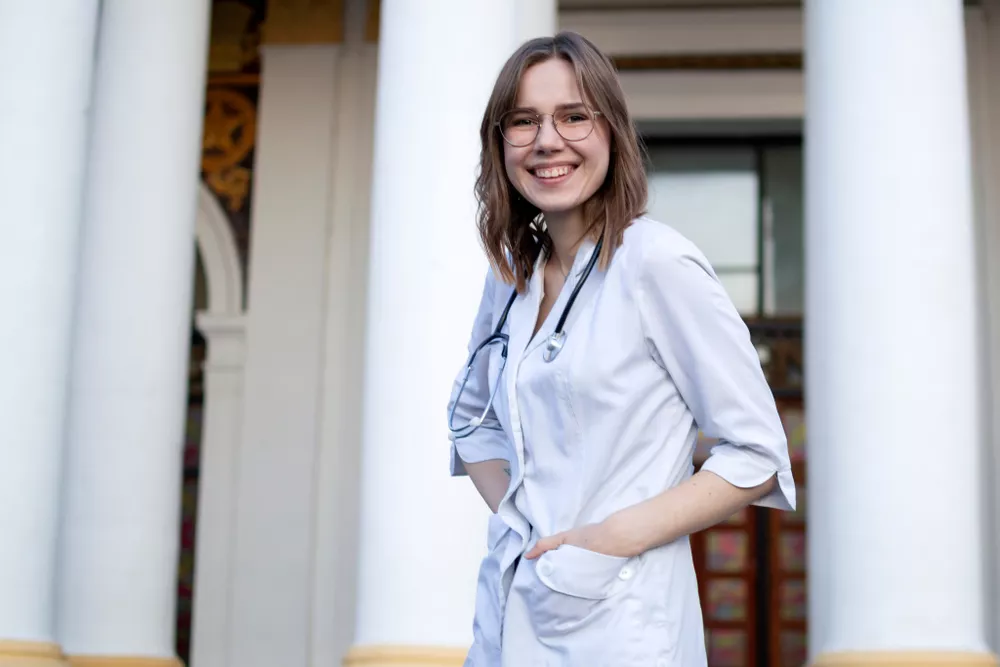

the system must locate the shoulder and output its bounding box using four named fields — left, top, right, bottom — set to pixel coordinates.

left=620, top=216, right=717, bottom=286
left=480, top=261, right=518, bottom=309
